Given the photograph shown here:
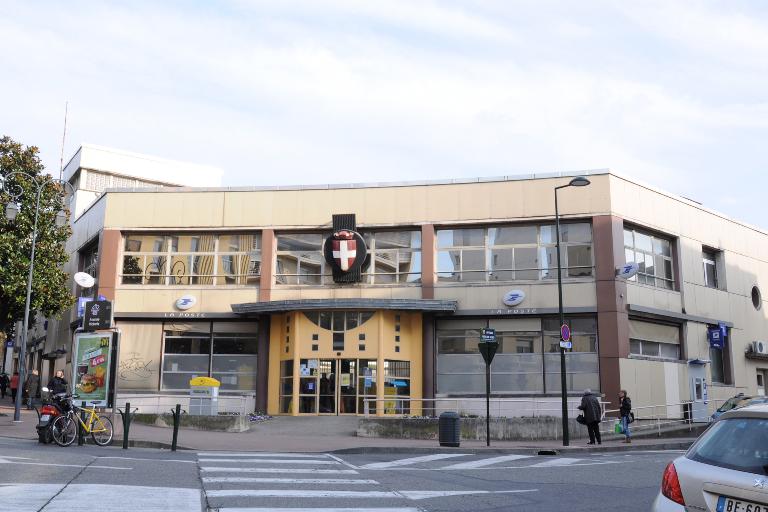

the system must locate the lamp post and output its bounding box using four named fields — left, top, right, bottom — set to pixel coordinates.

left=1, top=171, right=73, bottom=422
left=554, top=176, right=590, bottom=447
